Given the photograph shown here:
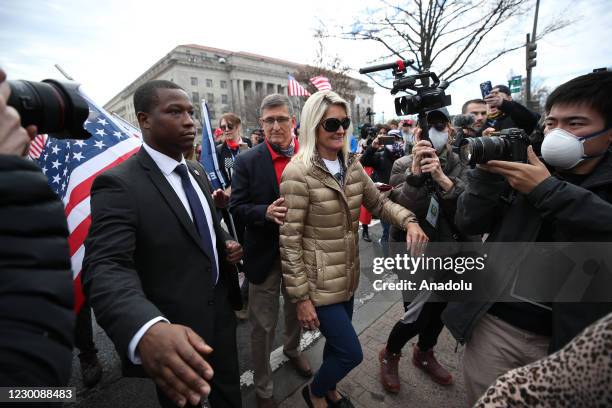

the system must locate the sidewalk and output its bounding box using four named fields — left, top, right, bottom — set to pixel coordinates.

left=279, top=300, right=467, bottom=408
